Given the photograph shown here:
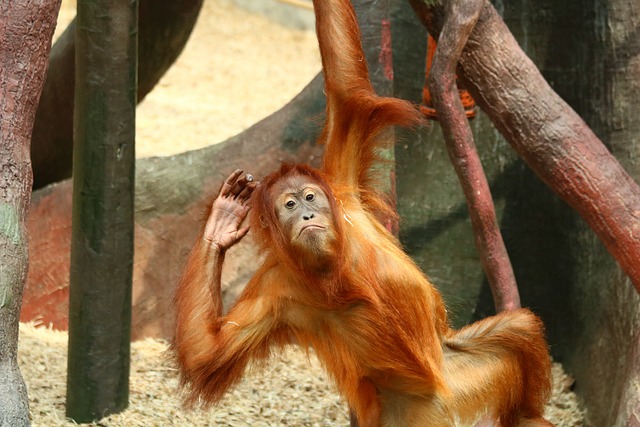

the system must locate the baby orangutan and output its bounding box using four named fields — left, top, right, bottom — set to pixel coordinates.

left=173, top=0, right=553, bottom=424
